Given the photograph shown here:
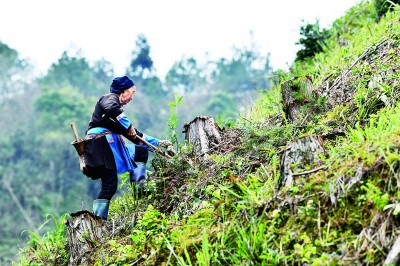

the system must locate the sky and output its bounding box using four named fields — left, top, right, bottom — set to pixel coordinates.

left=0, top=0, right=361, bottom=79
